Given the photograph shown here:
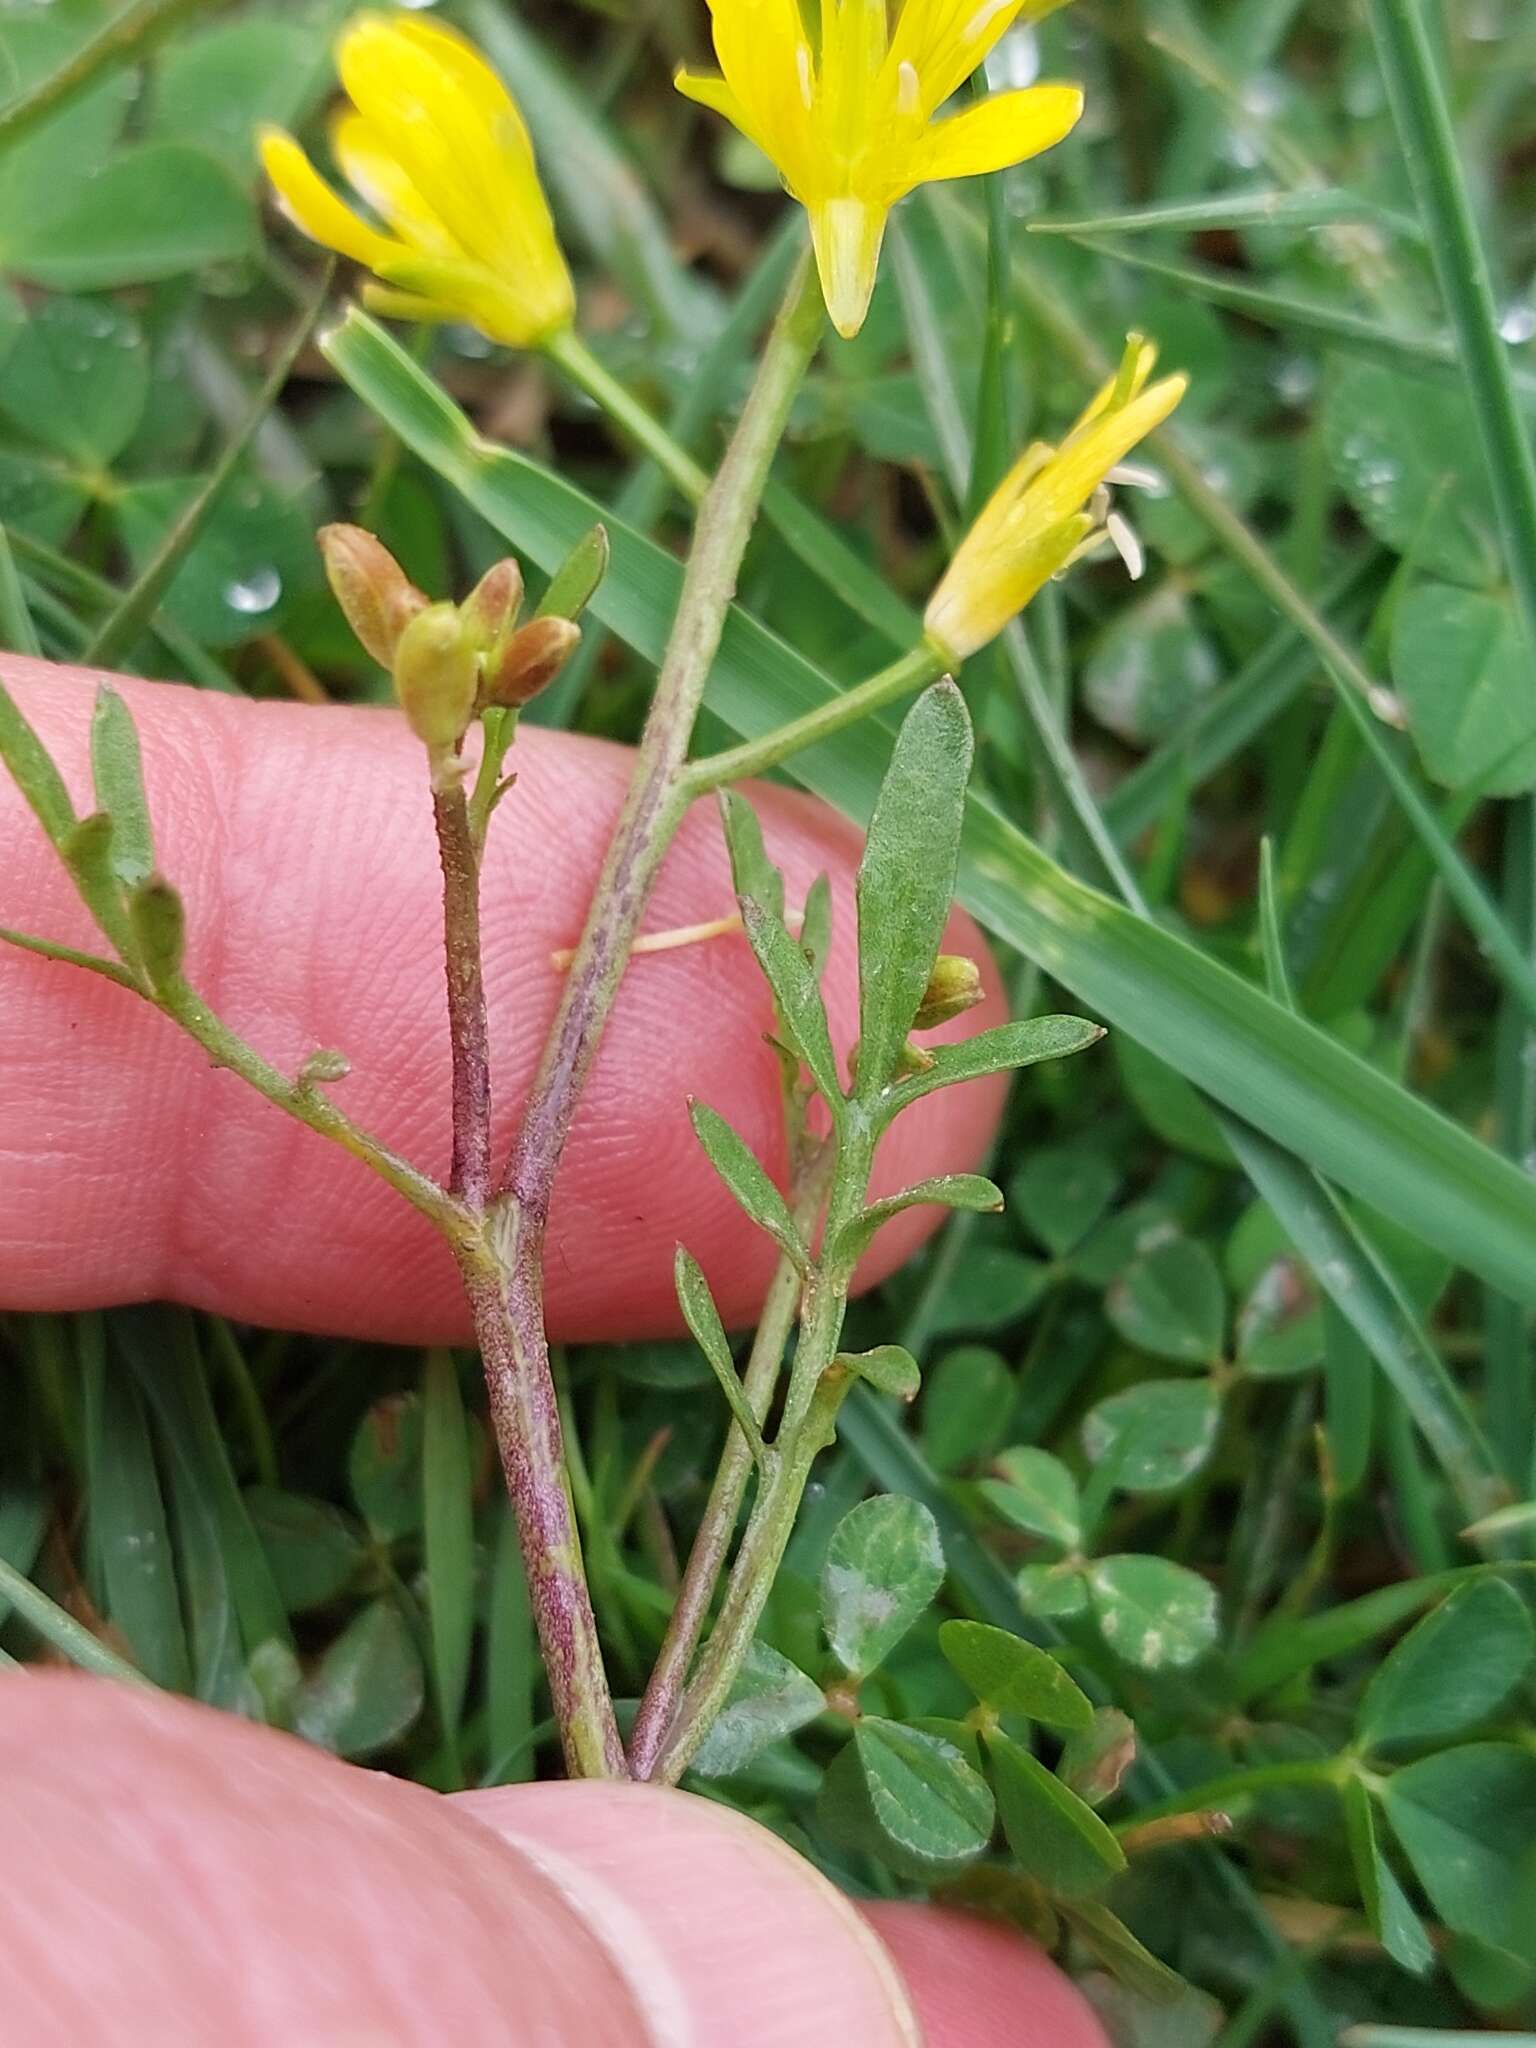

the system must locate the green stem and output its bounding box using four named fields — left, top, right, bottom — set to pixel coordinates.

left=0, top=1556, right=151, bottom=1686
left=1367, top=0, right=1536, bottom=665
left=681, top=643, right=945, bottom=797
left=628, top=1155, right=831, bottom=1780
left=1118, top=1755, right=1355, bottom=1832
left=545, top=327, right=711, bottom=504
left=655, top=1113, right=876, bottom=1784
left=153, top=974, right=473, bottom=1247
